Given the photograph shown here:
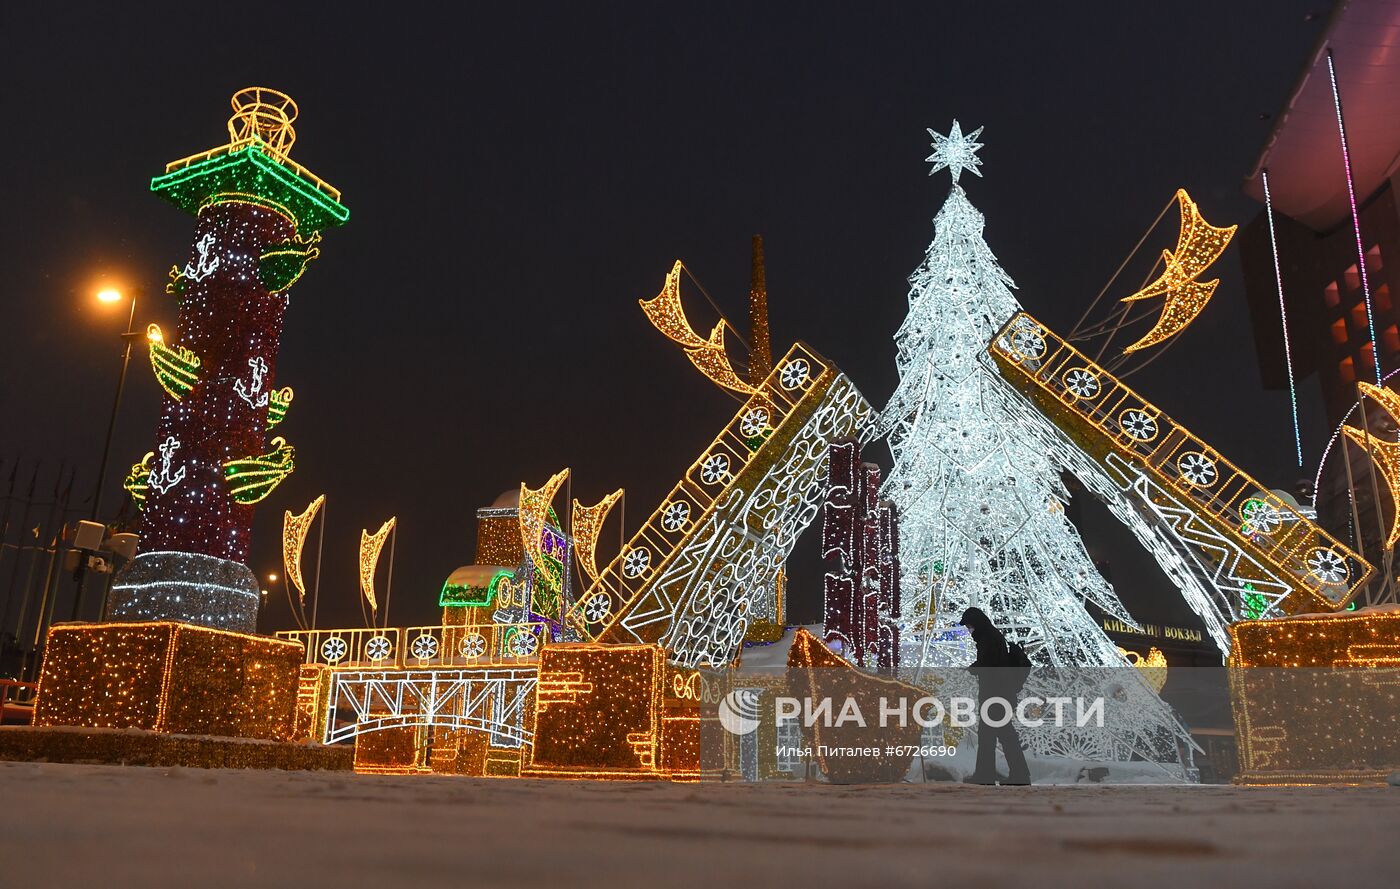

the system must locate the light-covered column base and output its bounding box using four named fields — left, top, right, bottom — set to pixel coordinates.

left=107, top=551, right=260, bottom=633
